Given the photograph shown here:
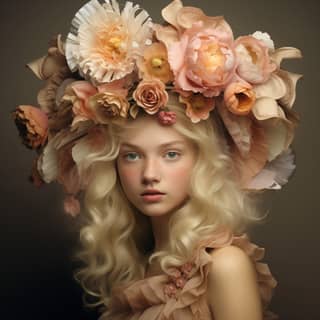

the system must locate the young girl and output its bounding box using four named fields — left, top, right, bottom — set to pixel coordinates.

left=76, top=96, right=277, bottom=319
left=12, top=0, right=301, bottom=319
